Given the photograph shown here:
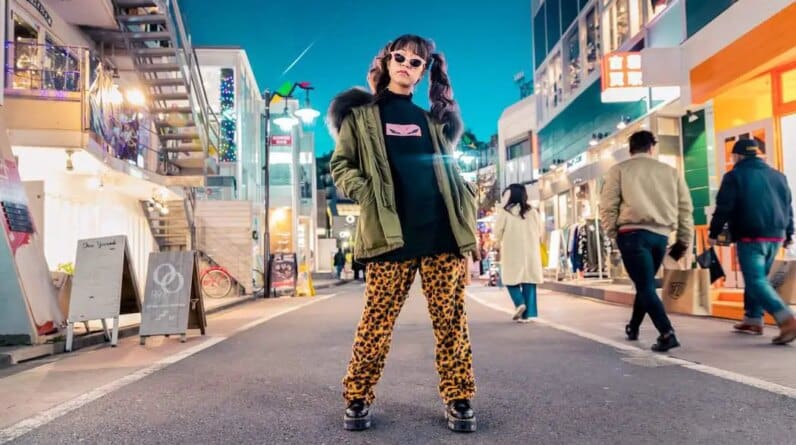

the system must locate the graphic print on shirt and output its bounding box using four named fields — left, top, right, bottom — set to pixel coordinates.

left=385, top=123, right=422, bottom=137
